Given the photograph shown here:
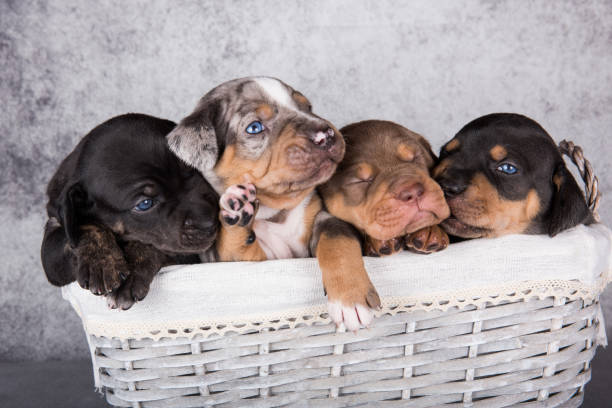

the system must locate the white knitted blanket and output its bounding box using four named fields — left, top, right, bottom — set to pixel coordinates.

left=63, top=224, right=612, bottom=341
